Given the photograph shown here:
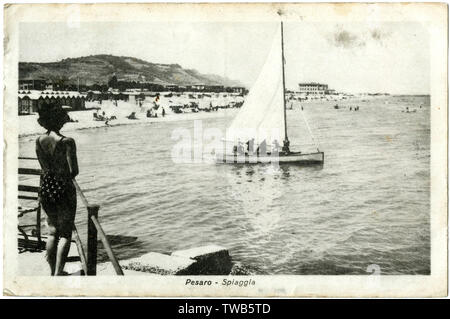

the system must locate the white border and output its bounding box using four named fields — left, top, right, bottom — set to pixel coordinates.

left=2, top=2, right=448, bottom=297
